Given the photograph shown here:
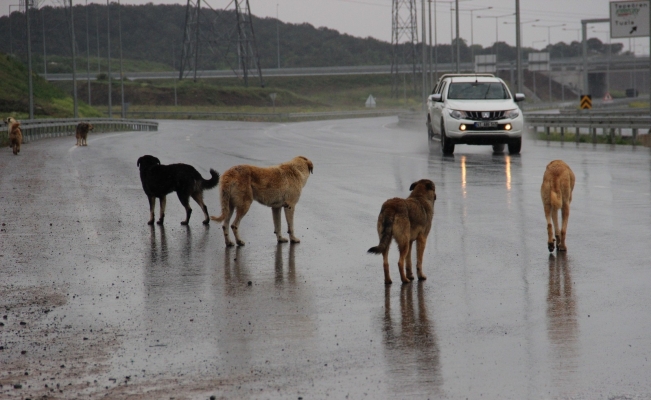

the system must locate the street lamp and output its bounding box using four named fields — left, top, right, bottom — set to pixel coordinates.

left=531, top=40, right=546, bottom=100
left=450, top=6, right=492, bottom=66
left=476, top=13, right=515, bottom=64
left=563, top=27, right=581, bottom=43
left=593, top=29, right=611, bottom=94
left=532, top=24, right=565, bottom=103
